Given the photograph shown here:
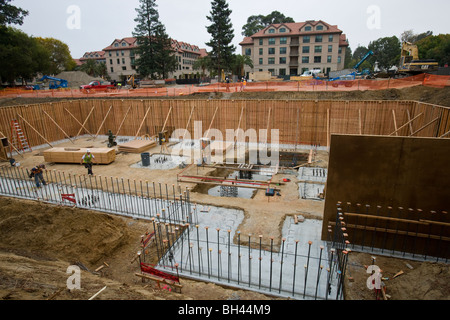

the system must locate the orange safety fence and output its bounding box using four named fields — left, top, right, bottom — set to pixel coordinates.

left=1, top=74, right=449, bottom=99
